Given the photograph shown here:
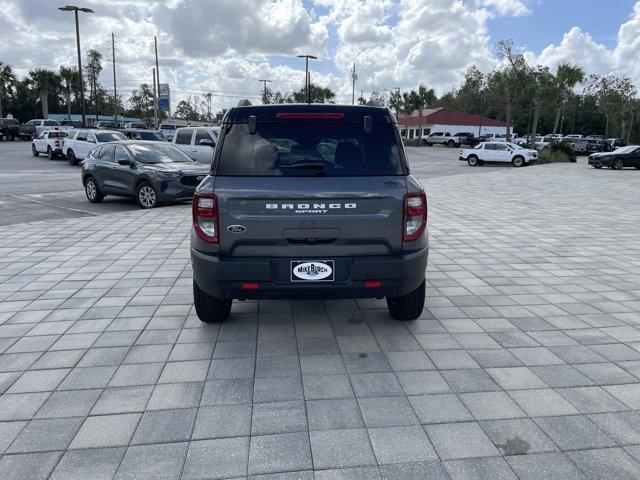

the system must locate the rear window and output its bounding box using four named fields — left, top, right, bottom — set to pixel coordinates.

left=216, top=122, right=405, bottom=176
left=95, top=132, right=126, bottom=142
